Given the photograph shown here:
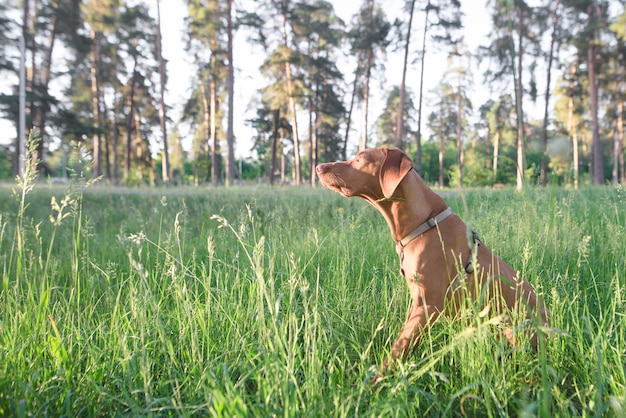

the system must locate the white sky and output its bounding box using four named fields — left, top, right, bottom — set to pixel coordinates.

left=0, top=0, right=497, bottom=160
